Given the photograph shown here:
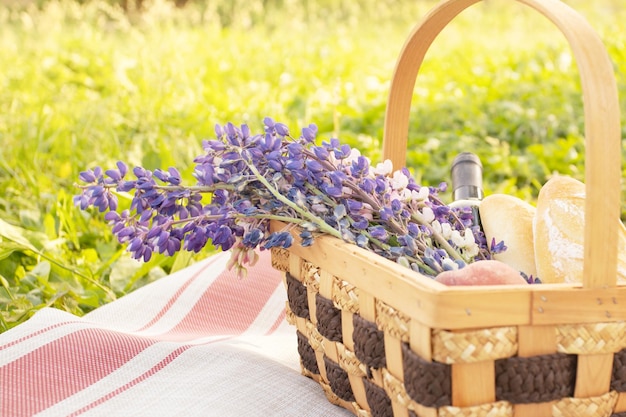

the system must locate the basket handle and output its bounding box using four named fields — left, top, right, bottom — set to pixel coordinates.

left=383, top=0, right=621, bottom=289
